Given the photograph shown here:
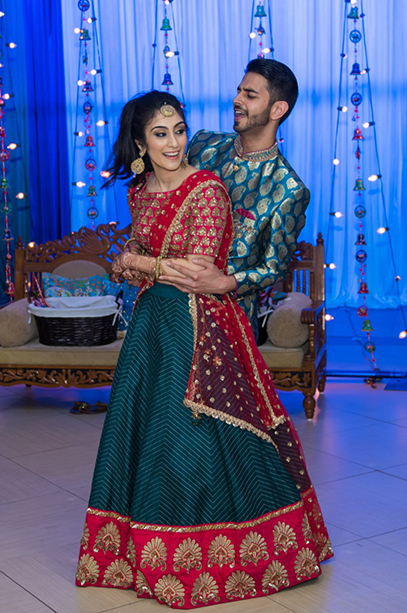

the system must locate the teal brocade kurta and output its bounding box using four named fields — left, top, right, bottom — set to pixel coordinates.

left=188, top=131, right=310, bottom=335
